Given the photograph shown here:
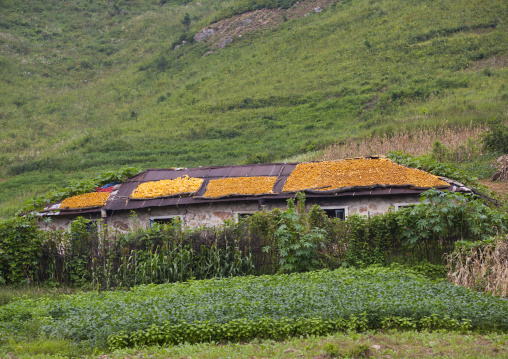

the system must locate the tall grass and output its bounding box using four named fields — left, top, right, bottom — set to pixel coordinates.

left=320, top=124, right=488, bottom=160
left=37, top=221, right=256, bottom=290
left=446, top=239, right=508, bottom=297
